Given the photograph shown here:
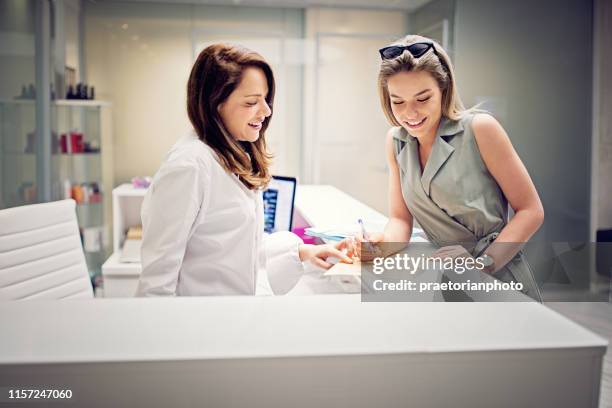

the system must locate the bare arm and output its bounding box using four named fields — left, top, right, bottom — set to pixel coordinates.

left=472, top=113, right=544, bottom=272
